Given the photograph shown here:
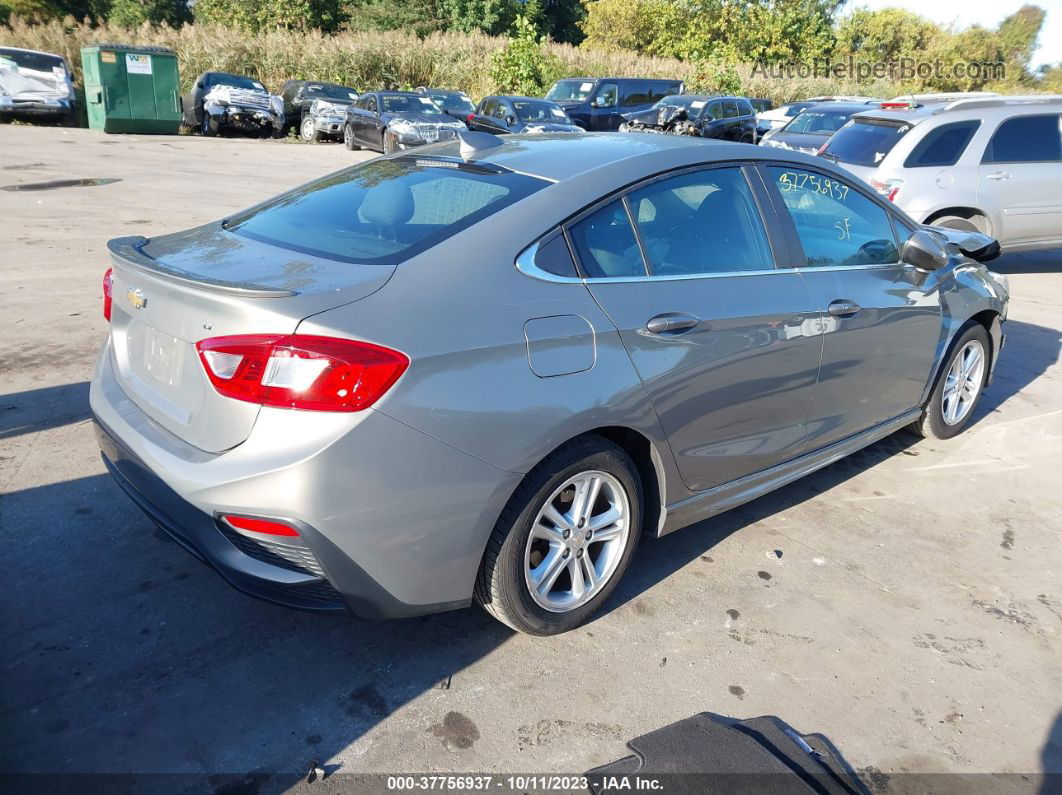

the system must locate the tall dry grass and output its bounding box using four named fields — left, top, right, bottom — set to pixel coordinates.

left=0, top=17, right=967, bottom=103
